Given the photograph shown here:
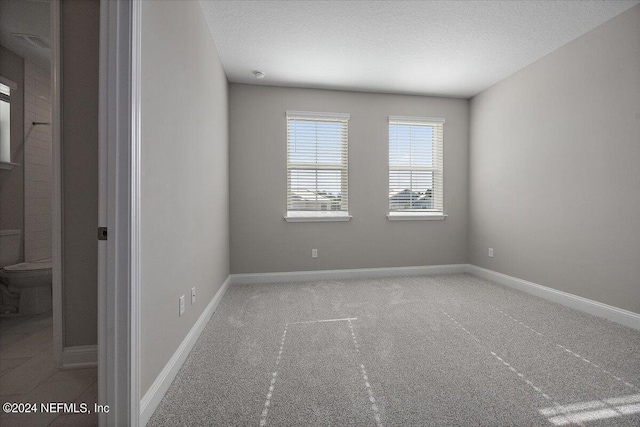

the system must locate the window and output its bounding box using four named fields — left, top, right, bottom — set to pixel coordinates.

left=388, top=116, right=446, bottom=220
left=285, top=111, right=350, bottom=222
left=0, top=82, right=11, bottom=166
